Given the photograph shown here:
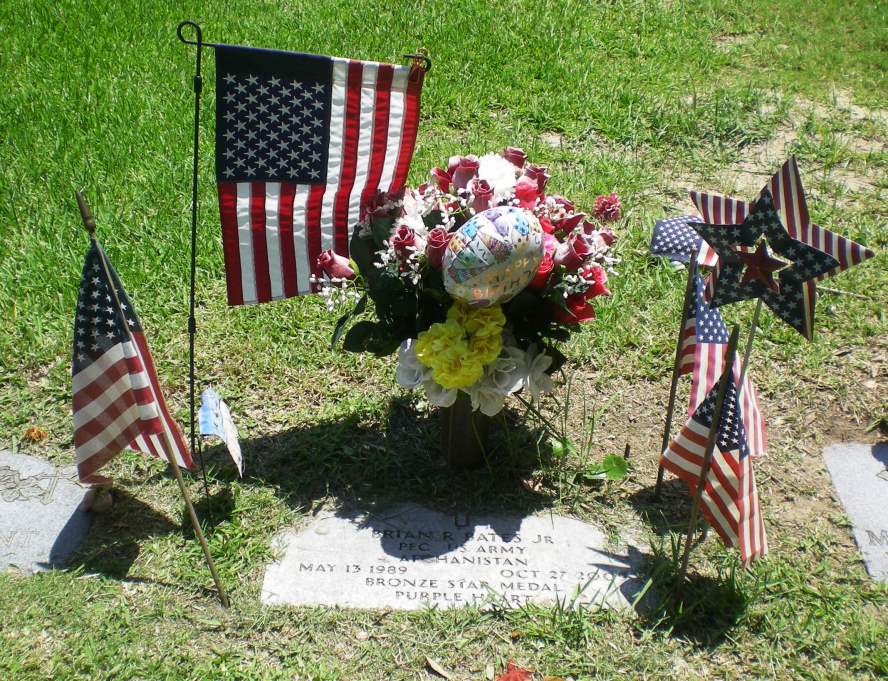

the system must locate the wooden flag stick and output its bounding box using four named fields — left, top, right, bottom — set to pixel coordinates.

left=676, top=325, right=740, bottom=589
left=654, top=250, right=699, bottom=500
left=738, top=298, right=762, bottom=390
left=75, top=191, right=230, bottom=609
